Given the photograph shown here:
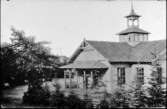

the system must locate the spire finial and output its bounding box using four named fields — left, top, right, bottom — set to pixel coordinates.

left=81, top=32, right=86, bottom=42
left=131, top=0, right=134, bottom=12
left=83, top=37, right=86, bottom=41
